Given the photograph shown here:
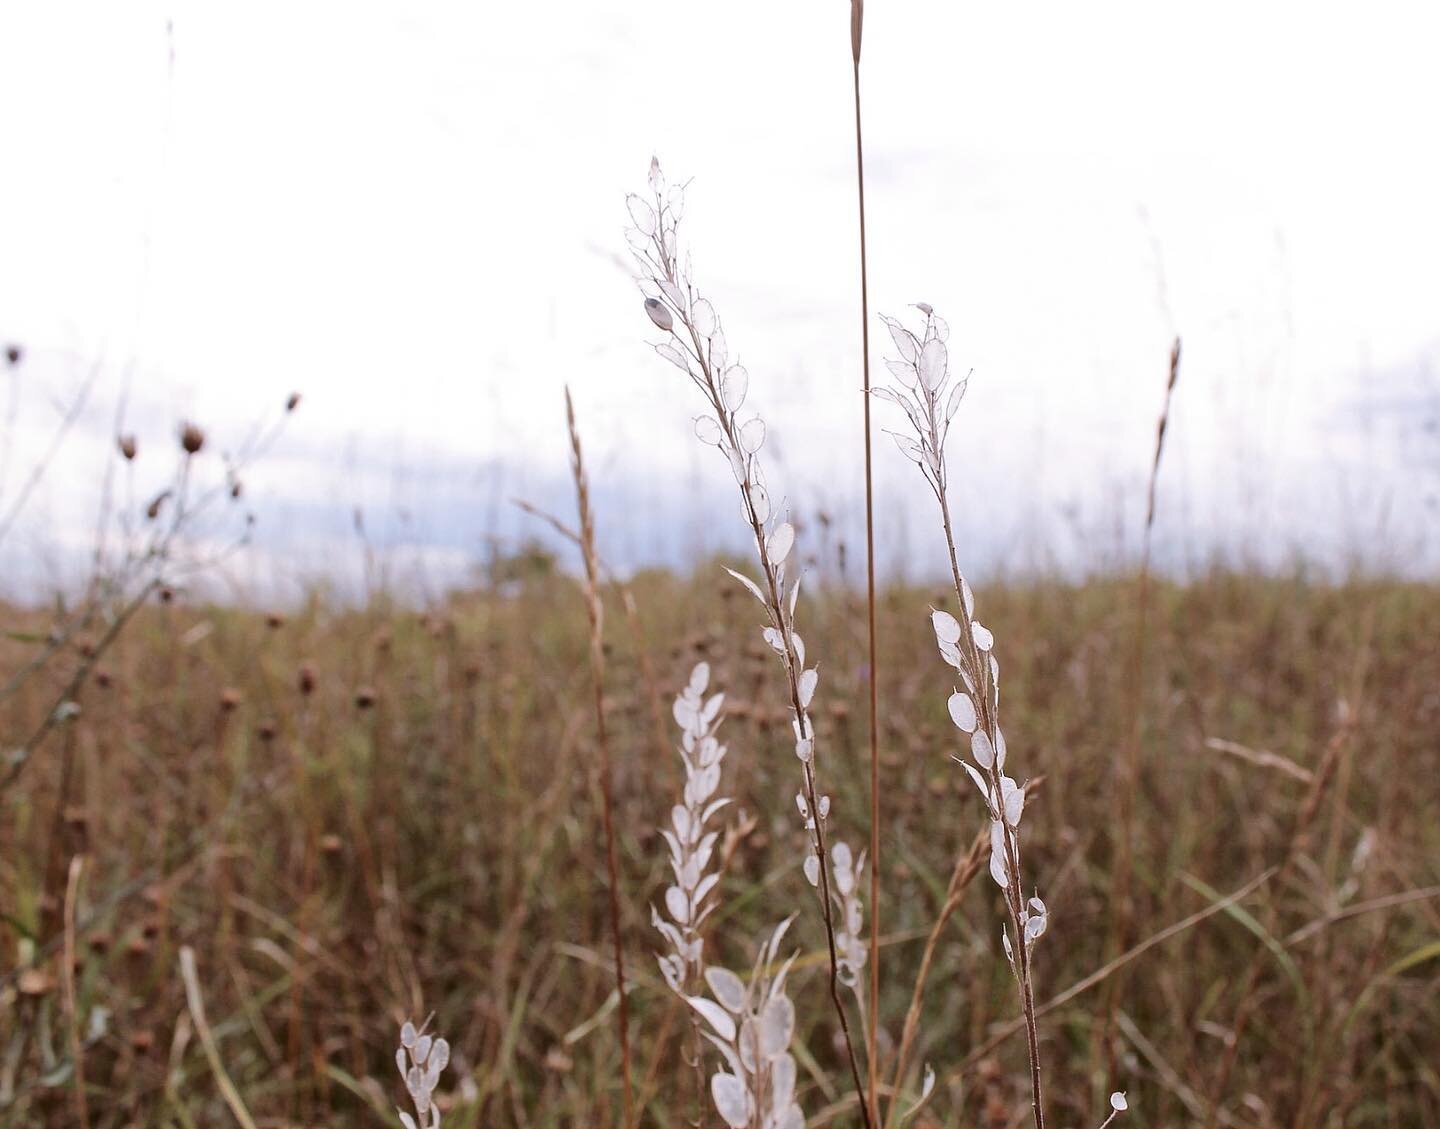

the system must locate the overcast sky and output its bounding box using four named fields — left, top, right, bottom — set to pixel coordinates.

left=2, top=0, right=1437, bottom=599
